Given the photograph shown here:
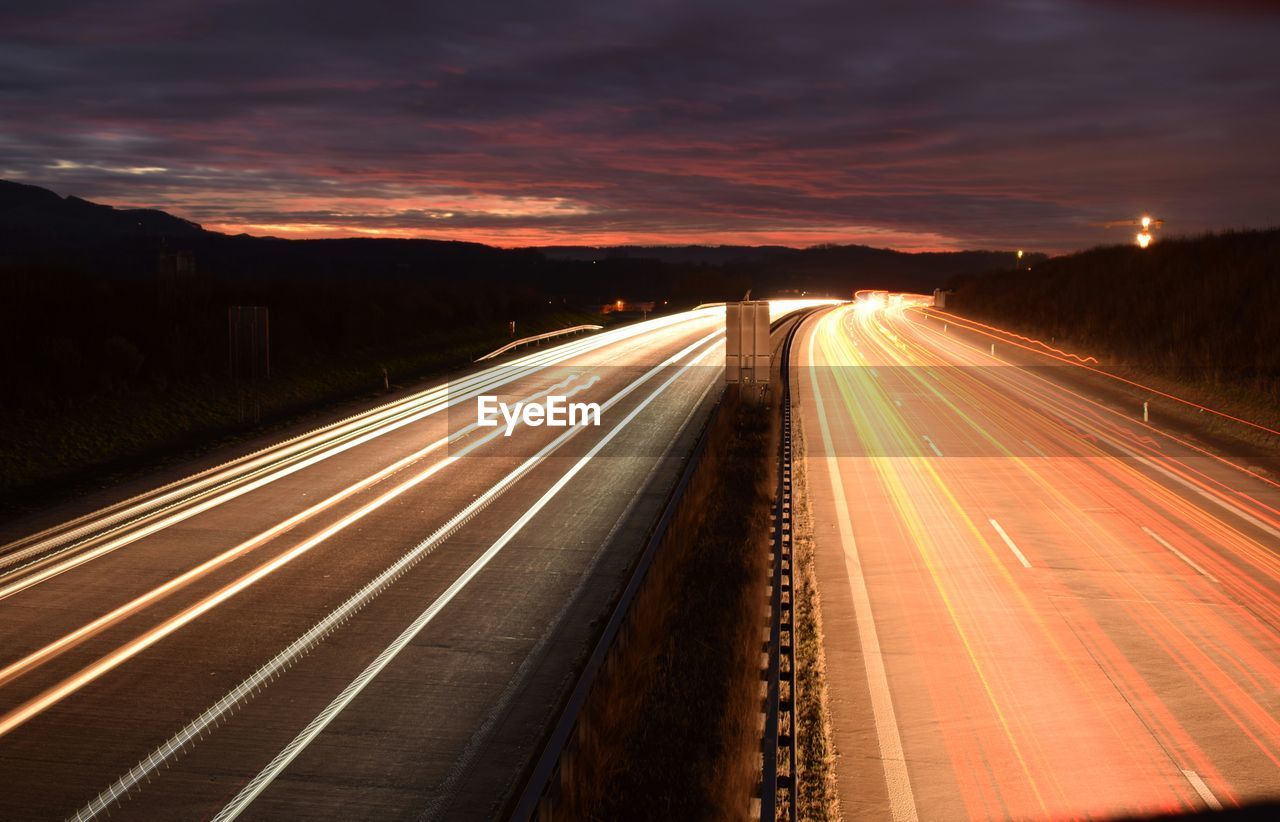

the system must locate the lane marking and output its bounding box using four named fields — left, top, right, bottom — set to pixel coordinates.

left=1182, top=769, right=1223, bottom=811
left=921, top=435, right=943, bottom=457
left=808, top=320, right=919, bottom=822
left=1143, top=527, right=1219, bottom=584
left=989, top=519, right=1032, bottom=569
left=894, top=399, right=902, bottom=407
left=1022, top=438, right=1048, bottom=458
